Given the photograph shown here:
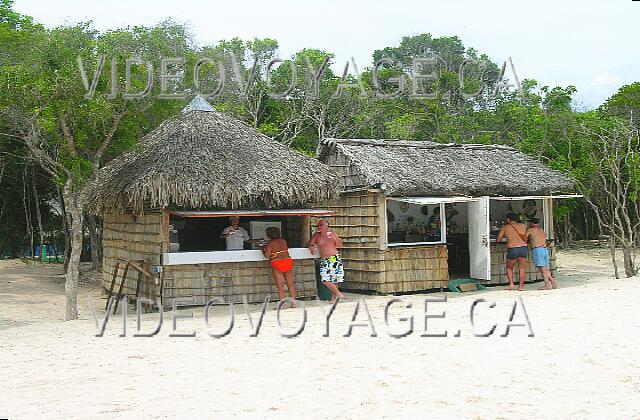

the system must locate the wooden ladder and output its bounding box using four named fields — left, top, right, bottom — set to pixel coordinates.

left=106, top=258, right=156, bottom=314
